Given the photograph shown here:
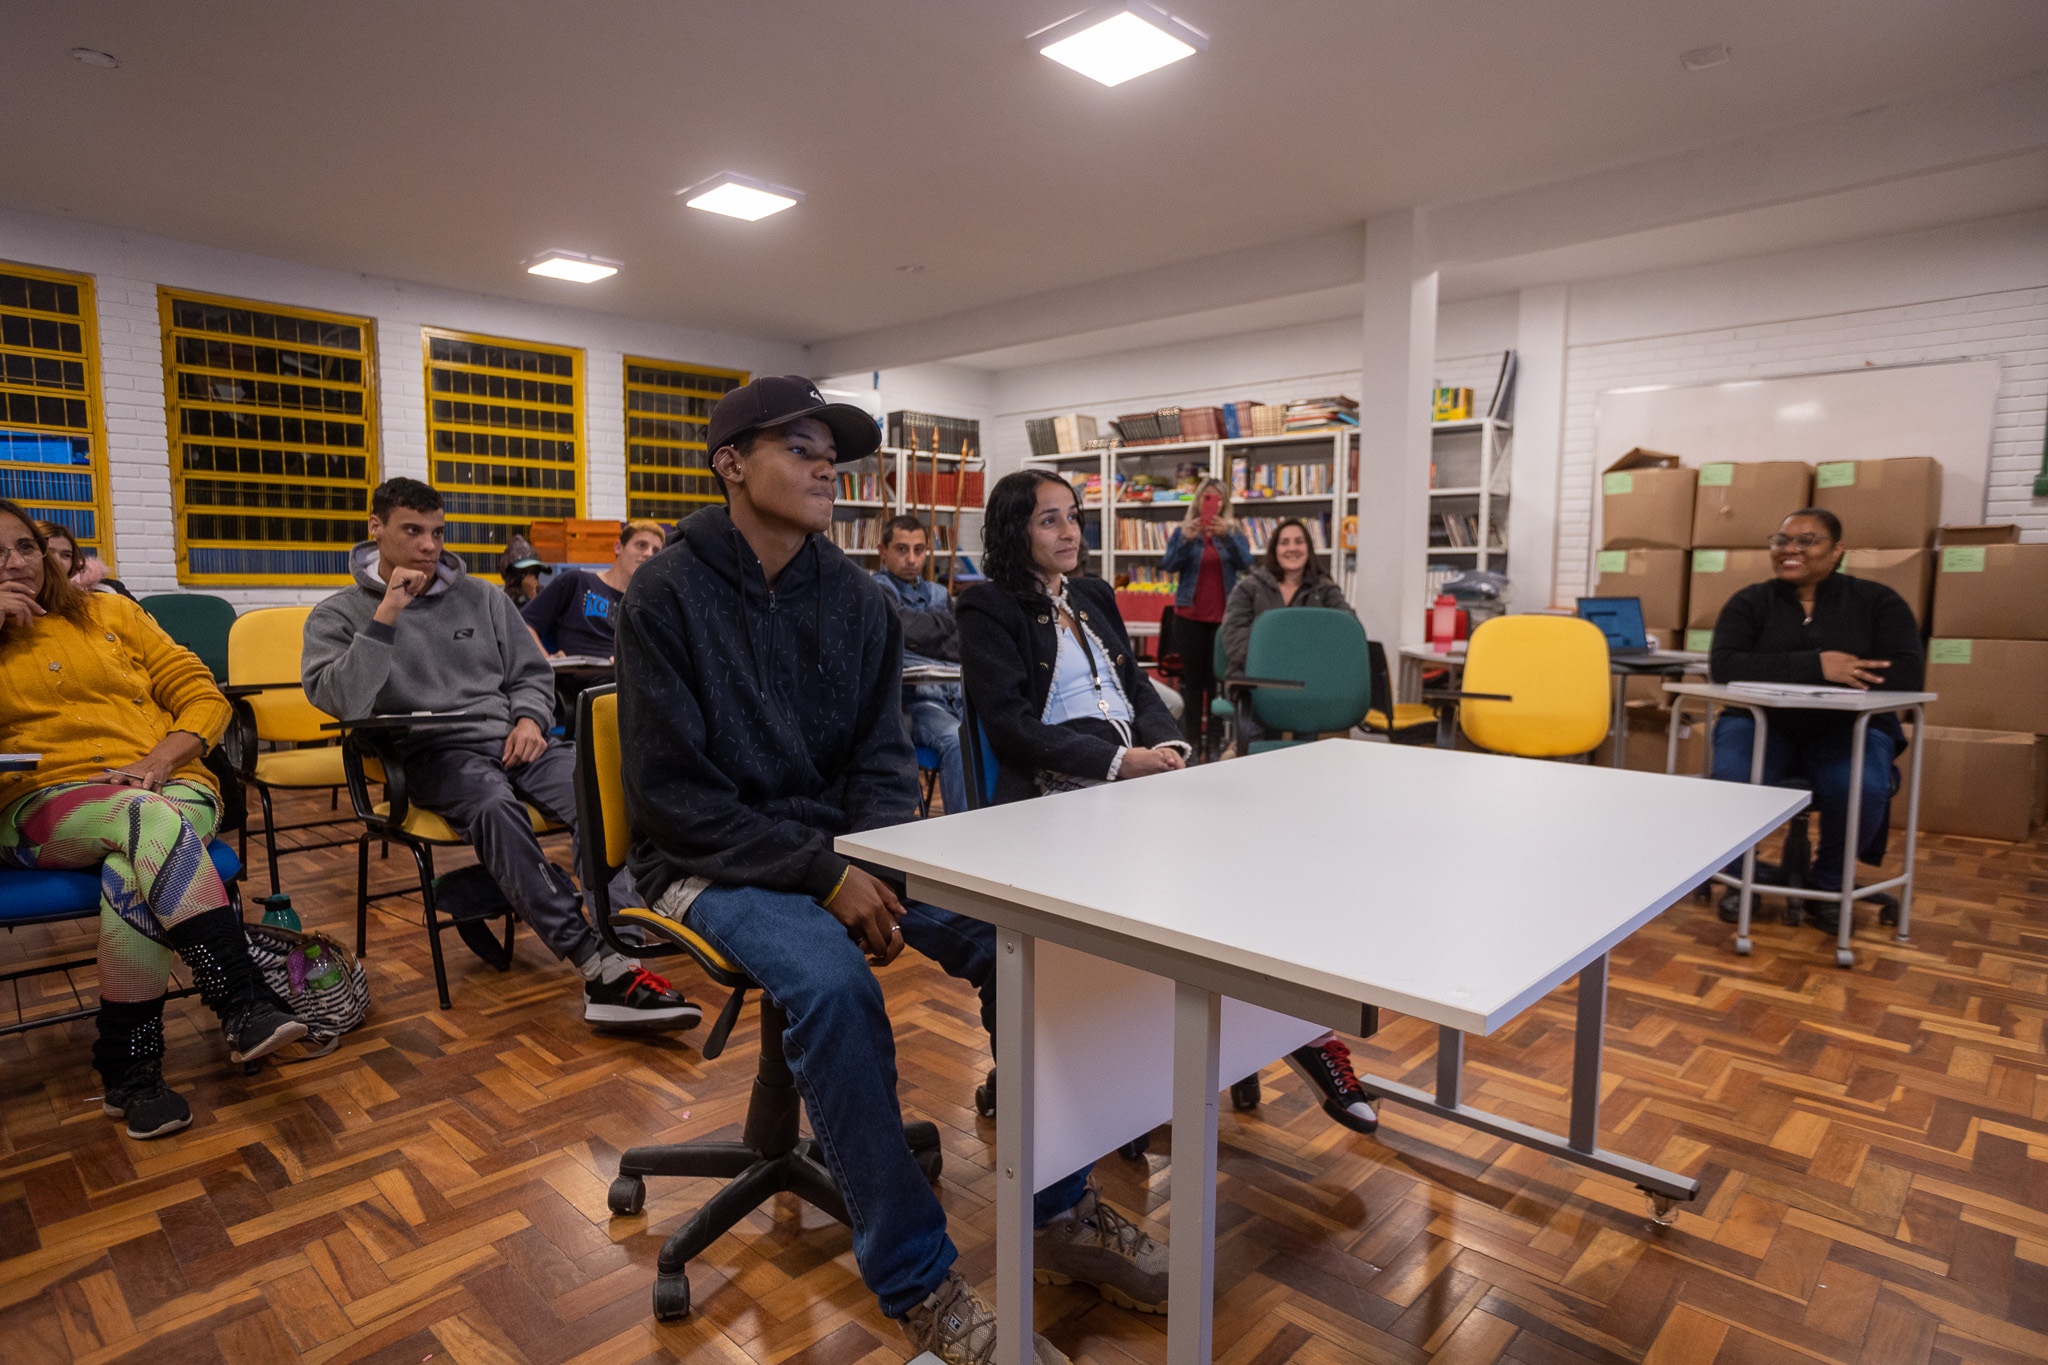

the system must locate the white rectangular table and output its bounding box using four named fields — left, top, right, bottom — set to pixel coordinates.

left=839, top=741, right=1801, bottom=1365
left=1662, top=682, right=1935, bottom=966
